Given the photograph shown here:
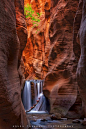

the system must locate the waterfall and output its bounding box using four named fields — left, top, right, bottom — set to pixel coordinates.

left=41, top=81, right=43, bottom=93
left=22, top=80, right=46, bottom=112
left=22, top=81, right=31, bottom=111
left=37, top=81, right=40, bottom=96
left=34, top=81, right=37, bottom=104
